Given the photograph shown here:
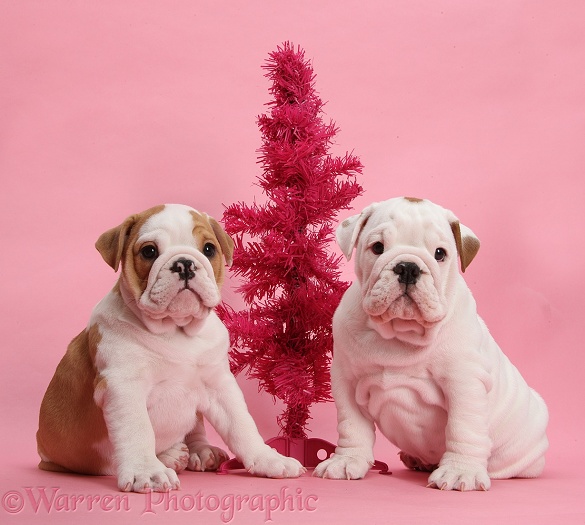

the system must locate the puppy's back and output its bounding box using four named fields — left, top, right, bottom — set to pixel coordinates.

left=37, top=326, right=112, bottom=475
